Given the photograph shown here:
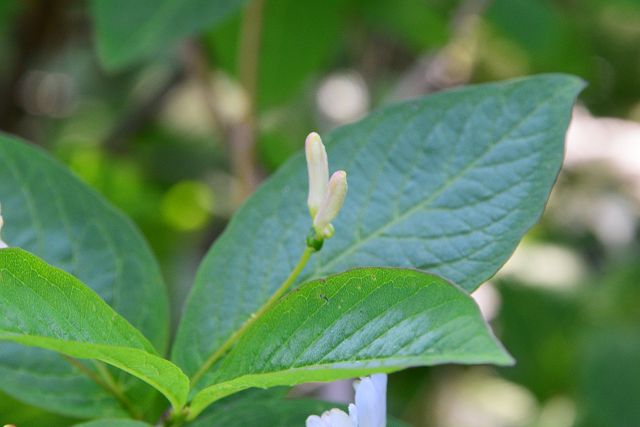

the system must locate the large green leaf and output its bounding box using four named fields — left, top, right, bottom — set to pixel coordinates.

left=0, top=134, right=168, bottom=416
left=188, top=268, right=512, bottom=417
left=0, top=248, right=189, bottom=412
left=90, top=0, right=248, bottom=70
left=189, top=390, right=408, bottom=427
left=173, top=75, right=583, bottom=382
